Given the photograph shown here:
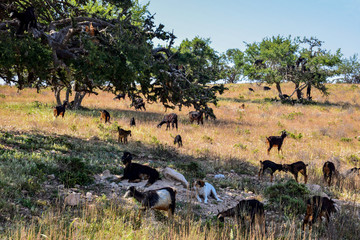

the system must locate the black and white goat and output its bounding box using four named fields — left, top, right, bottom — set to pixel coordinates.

left=119, top=152, right=160, bottom=187
left=124, top=186, right=176, bottom=217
